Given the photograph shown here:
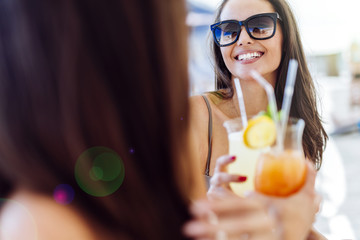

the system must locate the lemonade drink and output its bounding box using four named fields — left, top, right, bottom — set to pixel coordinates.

left=227, top=130, right=264, bottom=196
left=224, top=116, right=274, bottom=197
